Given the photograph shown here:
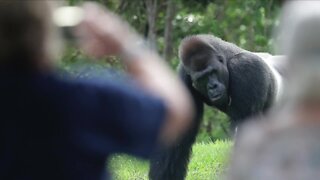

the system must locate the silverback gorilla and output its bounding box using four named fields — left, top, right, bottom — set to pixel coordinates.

left=149, top=34, right=284, bottom=180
